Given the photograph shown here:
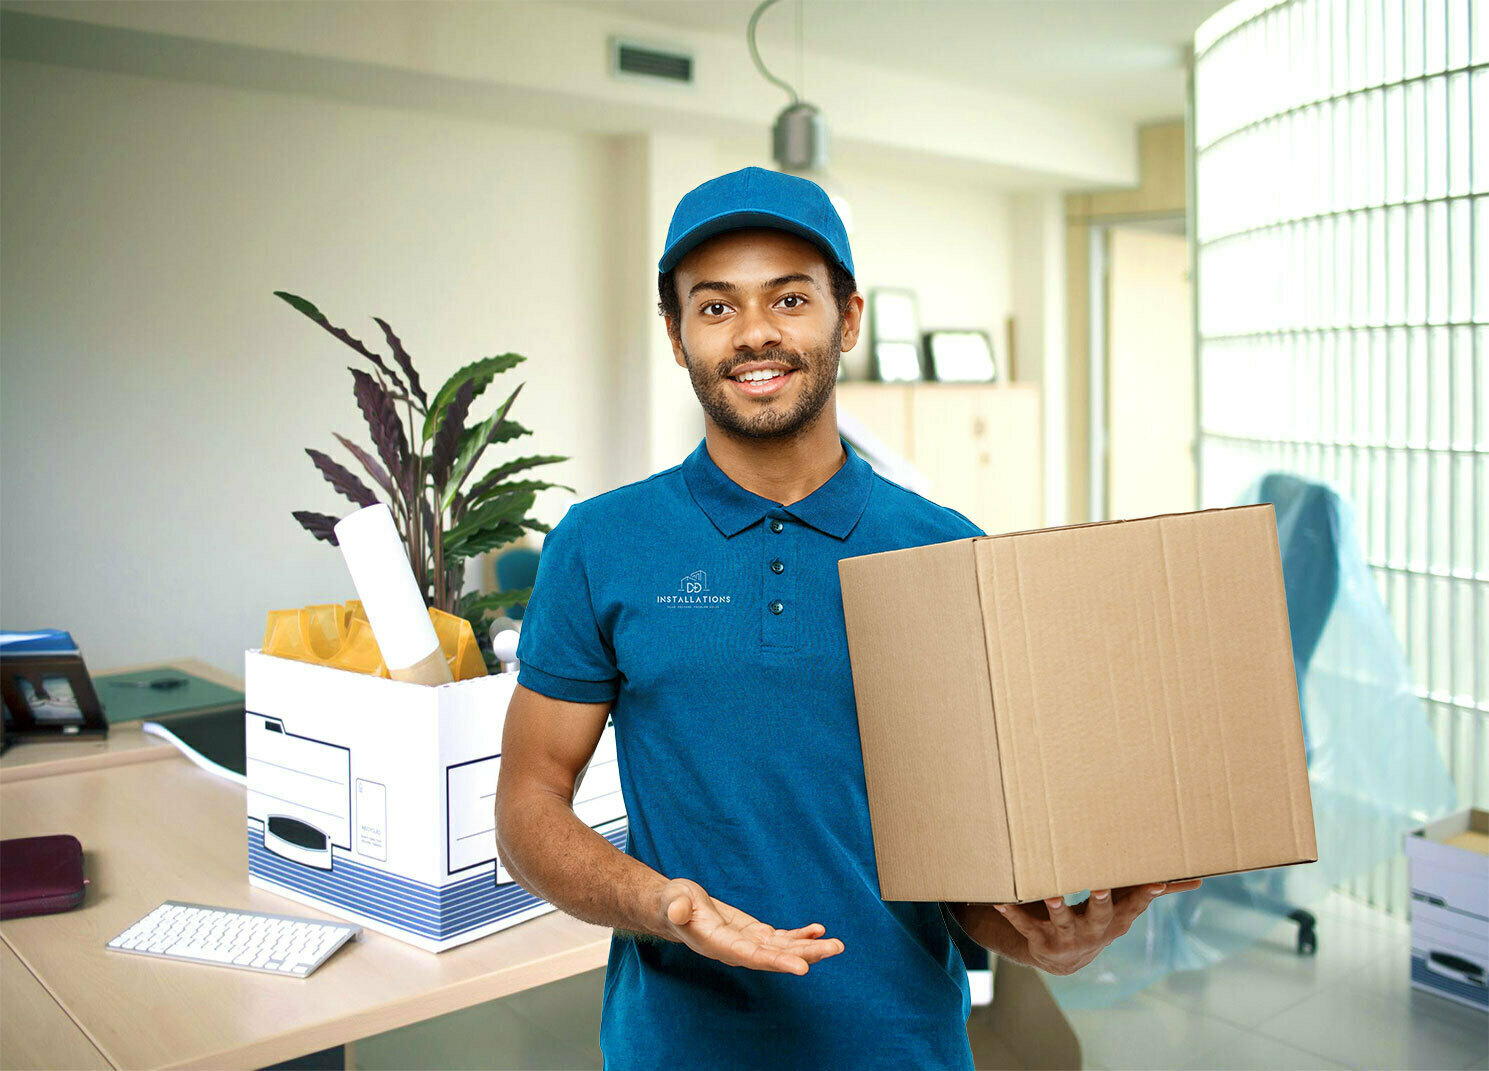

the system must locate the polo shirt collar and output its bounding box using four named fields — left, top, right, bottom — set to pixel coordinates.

left=682, top=434, right=873, bottom=540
